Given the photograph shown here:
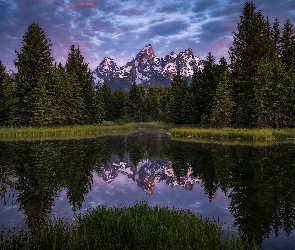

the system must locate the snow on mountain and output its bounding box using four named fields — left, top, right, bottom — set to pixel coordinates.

left=92, top=44, right=204, bottom=91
